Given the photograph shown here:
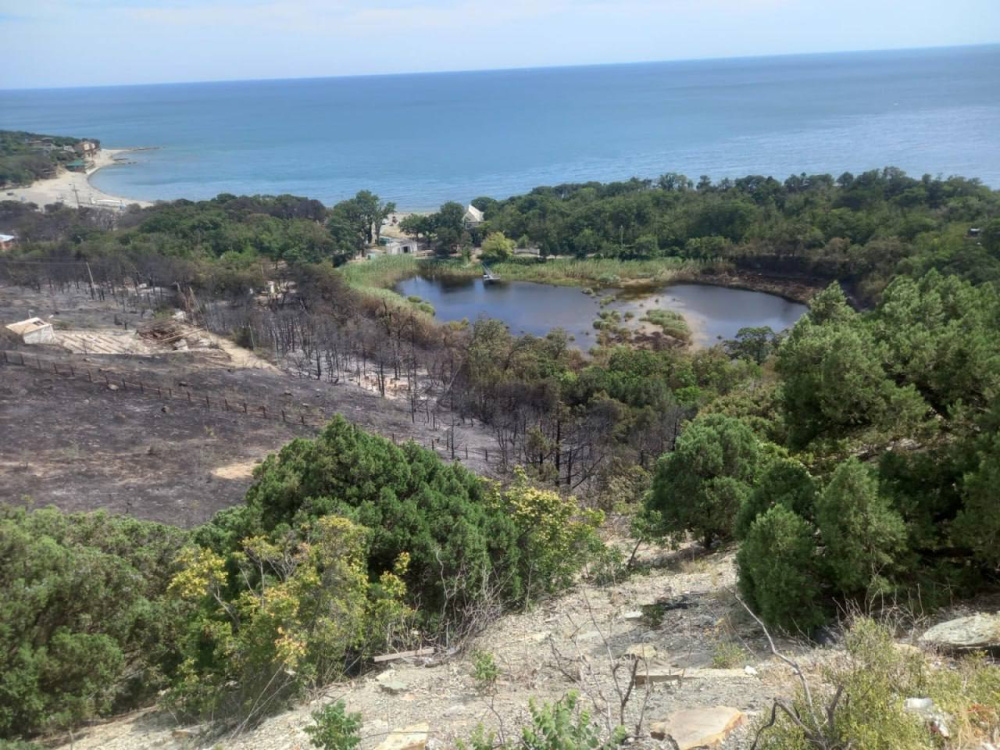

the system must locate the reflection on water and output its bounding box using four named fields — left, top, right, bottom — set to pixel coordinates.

left=395, top=276, right=808, bottom=347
